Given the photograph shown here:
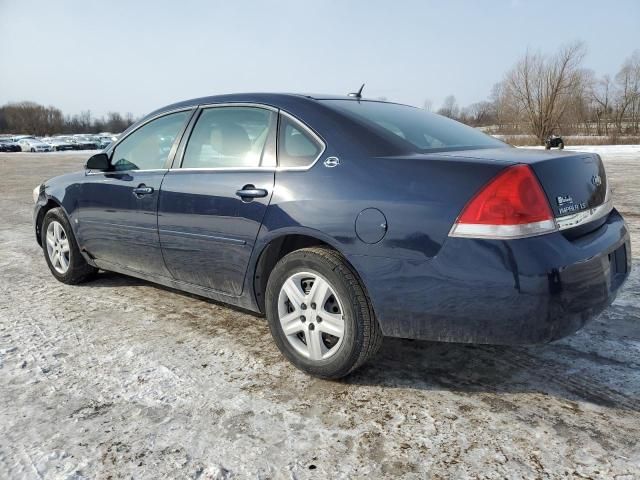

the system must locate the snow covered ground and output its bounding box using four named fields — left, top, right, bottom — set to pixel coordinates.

left=560, top=144, right=640, bottom=155
left=0, top=147, right=639, bottom=478
left=526, top=143, right=640, bottom=157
